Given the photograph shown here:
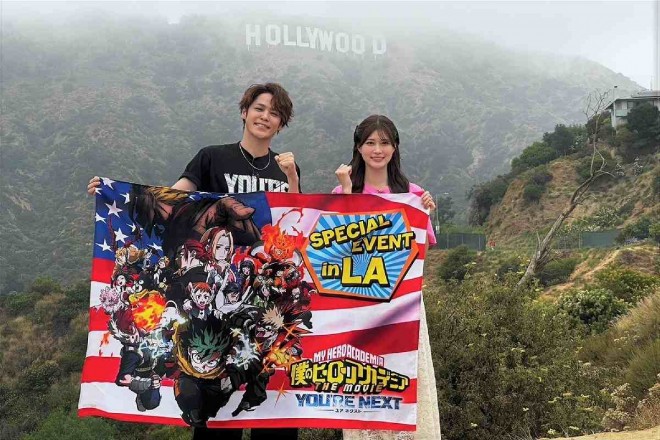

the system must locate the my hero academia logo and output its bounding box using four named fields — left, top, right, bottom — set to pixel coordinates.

left=289, top=359, right=410, bottom=395
left=302, top=211, right=418, bottom=300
